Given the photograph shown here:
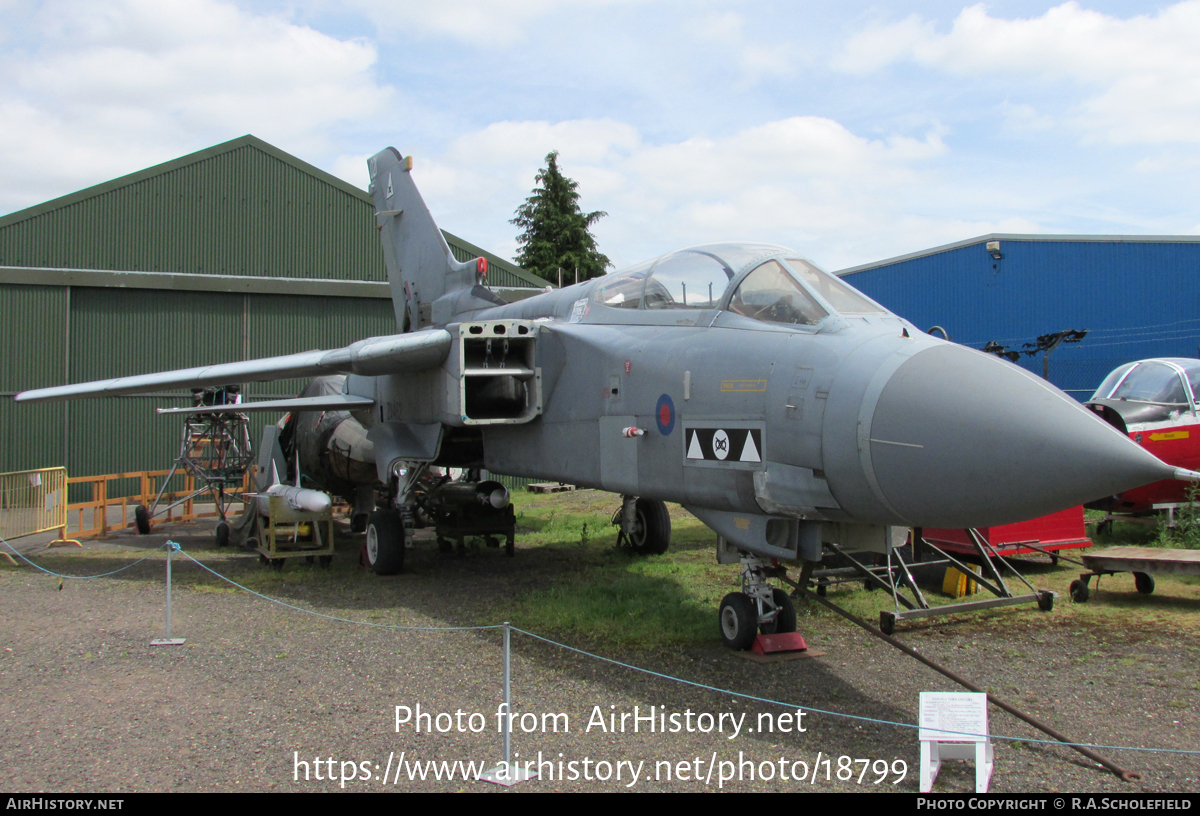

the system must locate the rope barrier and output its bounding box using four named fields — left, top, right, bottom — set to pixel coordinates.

left=179, top=550, right=502, bottom=633
left=1, top=535, right=166, bottom=579
left=510, top=627, right=1200, bottom=756
left=6, top=539, right=1198, bottom=757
